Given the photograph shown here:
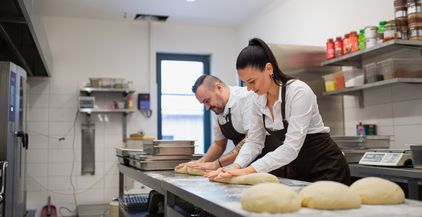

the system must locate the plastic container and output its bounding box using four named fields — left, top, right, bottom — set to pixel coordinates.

left=364, top=62, right=383, bottom=83
left=322, top=73, right=336, bottom=92
left=344, top=68, right=364, bottom=87
left=378, top=58, right=422, bottom=79
left=410, top=144, right=422, bottom=169
left=335, top=71, right=345, bottom=90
